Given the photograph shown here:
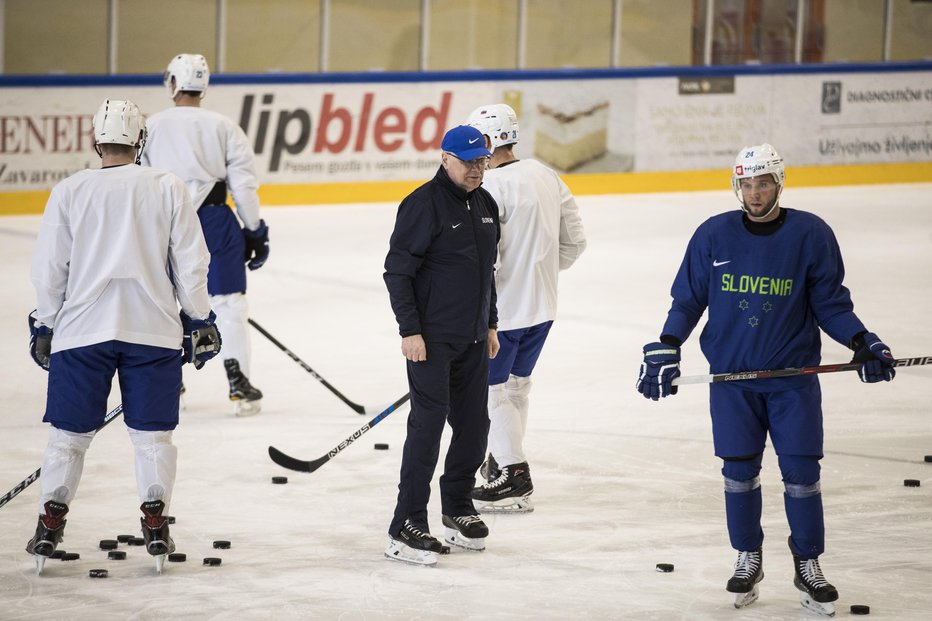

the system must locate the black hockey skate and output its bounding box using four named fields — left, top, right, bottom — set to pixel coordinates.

left=479, top=453, right=501, bottom=482
left=471, top=461, right=534, bottom=513
left=726, top=548, right=763, bottom=608
left=140, top=500, right=175, bottom=573
left=442, top=514, right=489, bottom=551
left=225, top=359, right=263, bottom=416
left=385, top=519, right=443, bottom=566
left=25, top=501, right=68, bottom=575
left=790, top=537, right=838, bottom=617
